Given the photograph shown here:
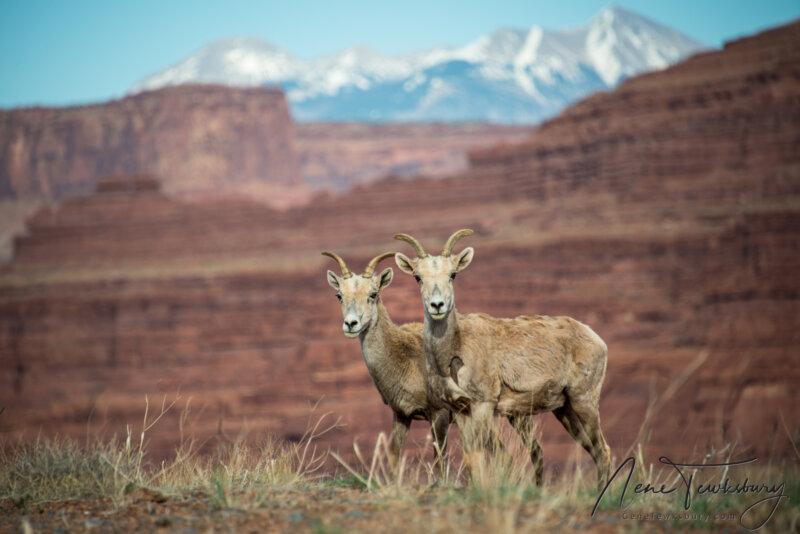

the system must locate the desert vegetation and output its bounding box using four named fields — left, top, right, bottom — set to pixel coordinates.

left=1, top=391, right=798, bottom=533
